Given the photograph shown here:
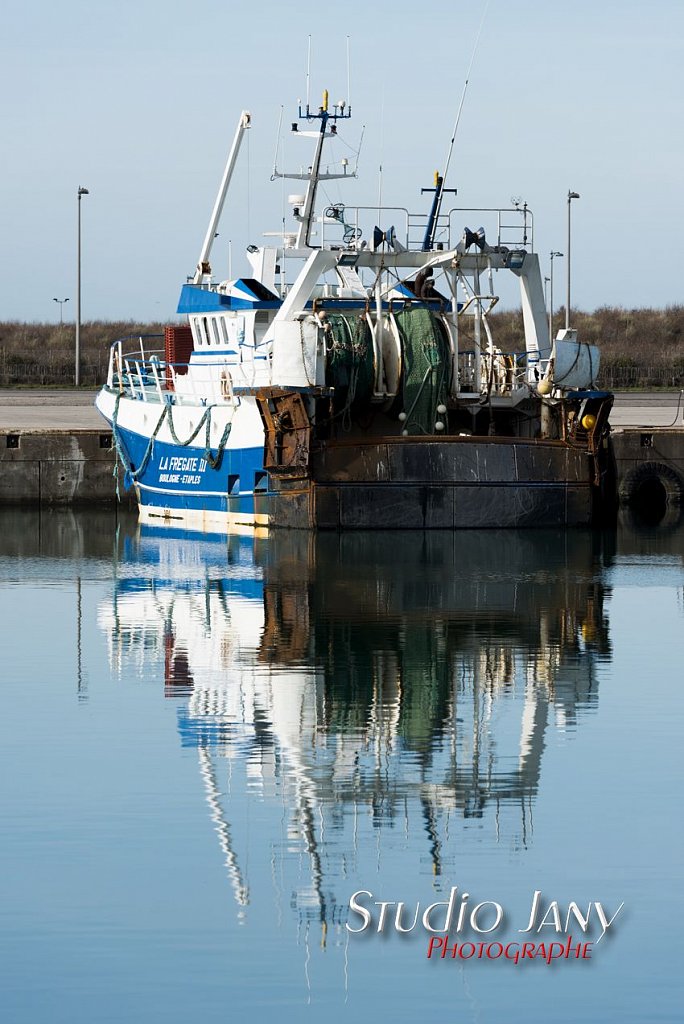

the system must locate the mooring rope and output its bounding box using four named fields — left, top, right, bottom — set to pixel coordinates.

left=110, top=391, right=233, bottom=497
